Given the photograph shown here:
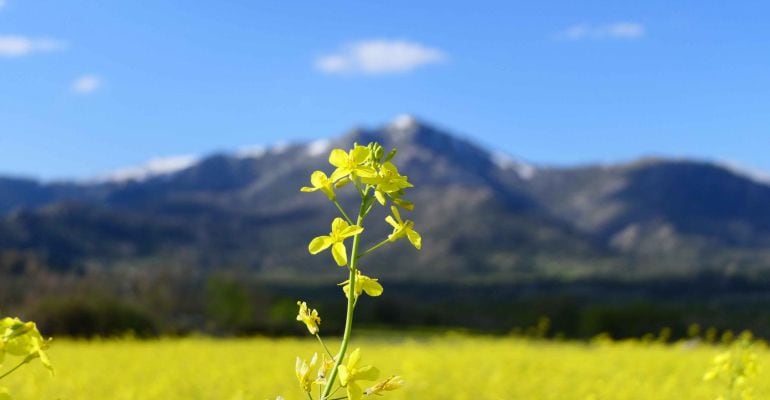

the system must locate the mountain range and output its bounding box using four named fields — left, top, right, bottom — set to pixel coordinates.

left=3, top=115, right=770, bottom=281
